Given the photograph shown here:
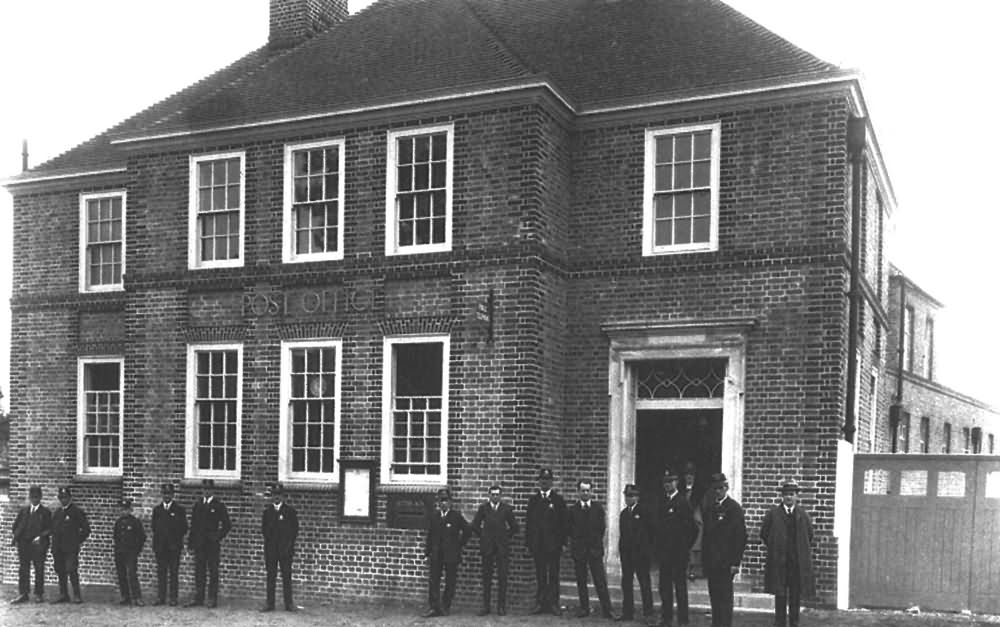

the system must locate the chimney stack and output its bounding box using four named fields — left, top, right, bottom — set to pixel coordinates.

left=269, top=0, right=348, bottom=50
left=21, top=139, right=28, bottom=172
